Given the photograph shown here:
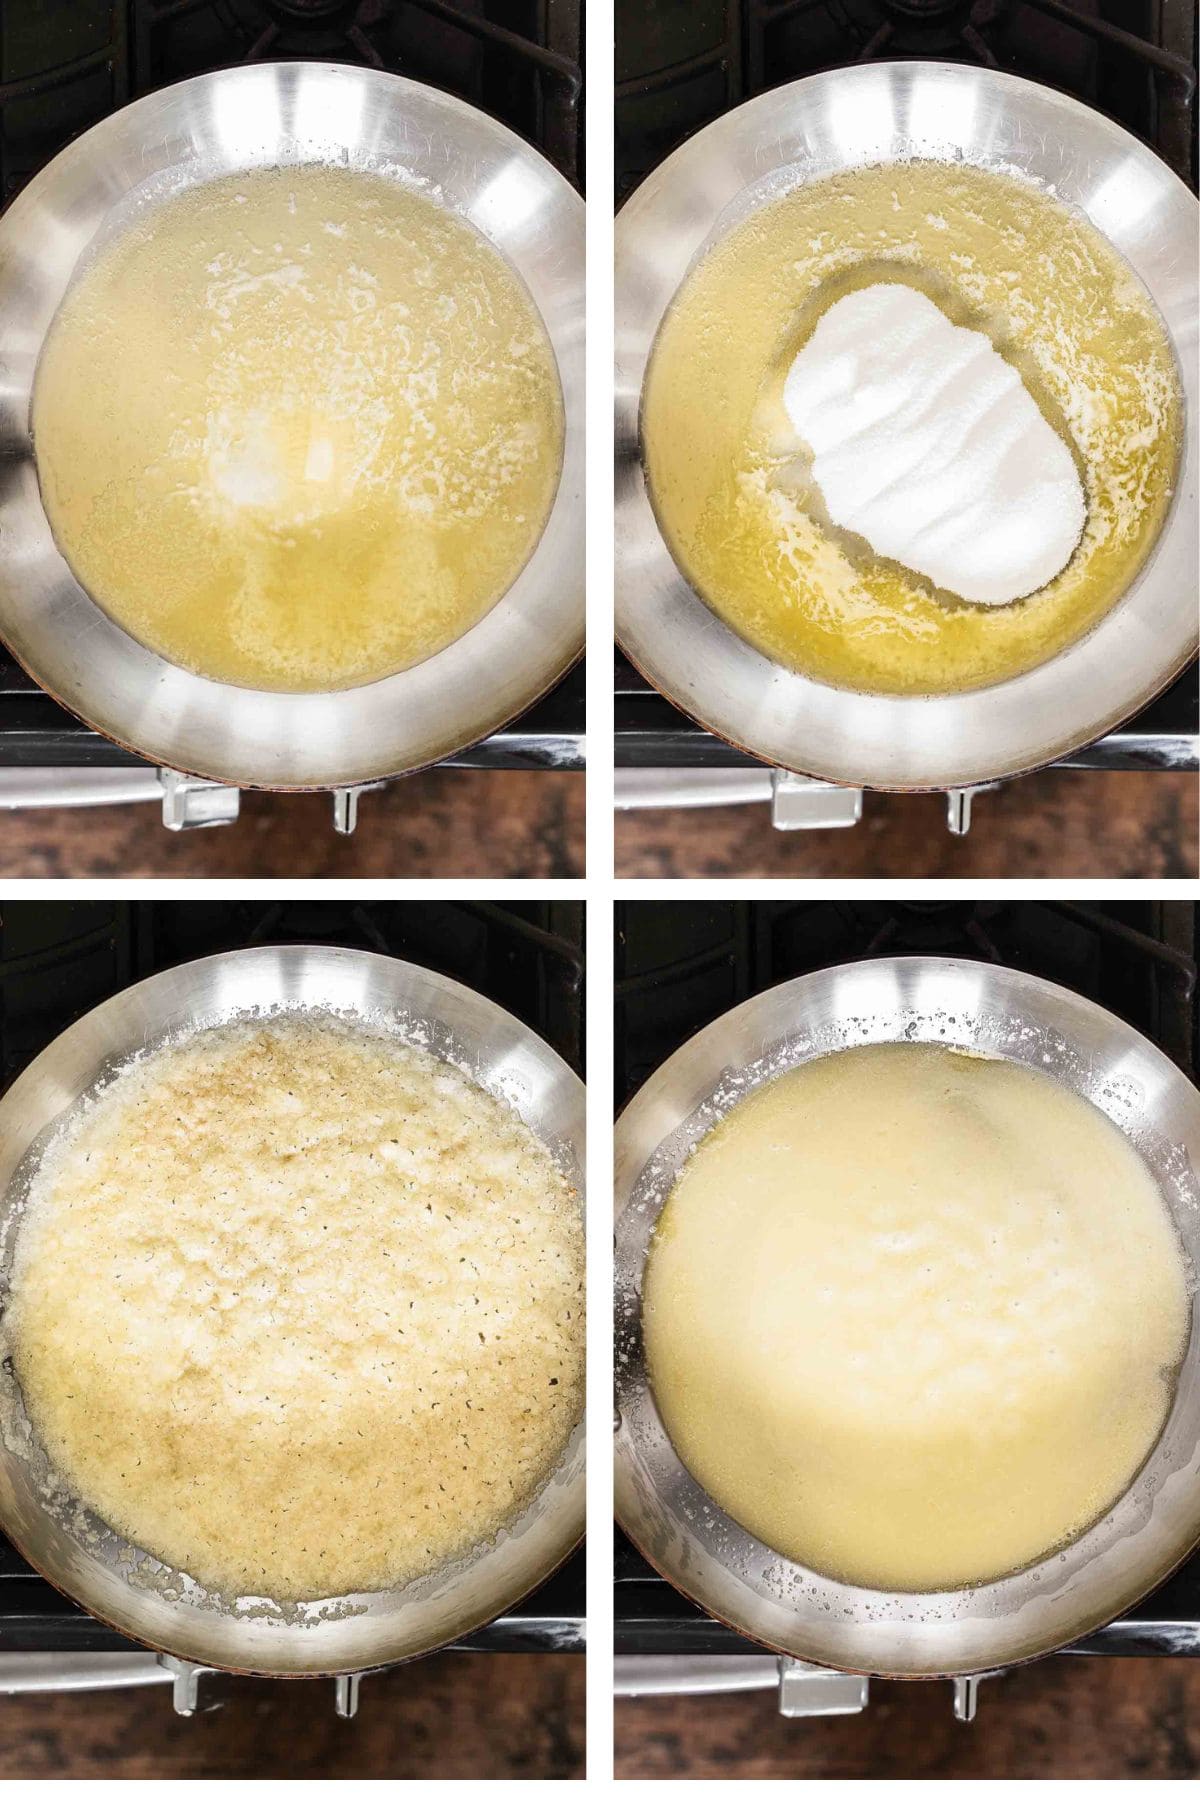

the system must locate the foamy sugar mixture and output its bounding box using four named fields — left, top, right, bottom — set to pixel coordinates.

left=33, top=166, right=563, bottom=691
left=782, top=284, right=1086, bottom=605
left=5, top=1017, right=584, bottom=1603
left=642, top=161, right=1181, bottom=695
left=644, top=1042, right=1190, bottom=1592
